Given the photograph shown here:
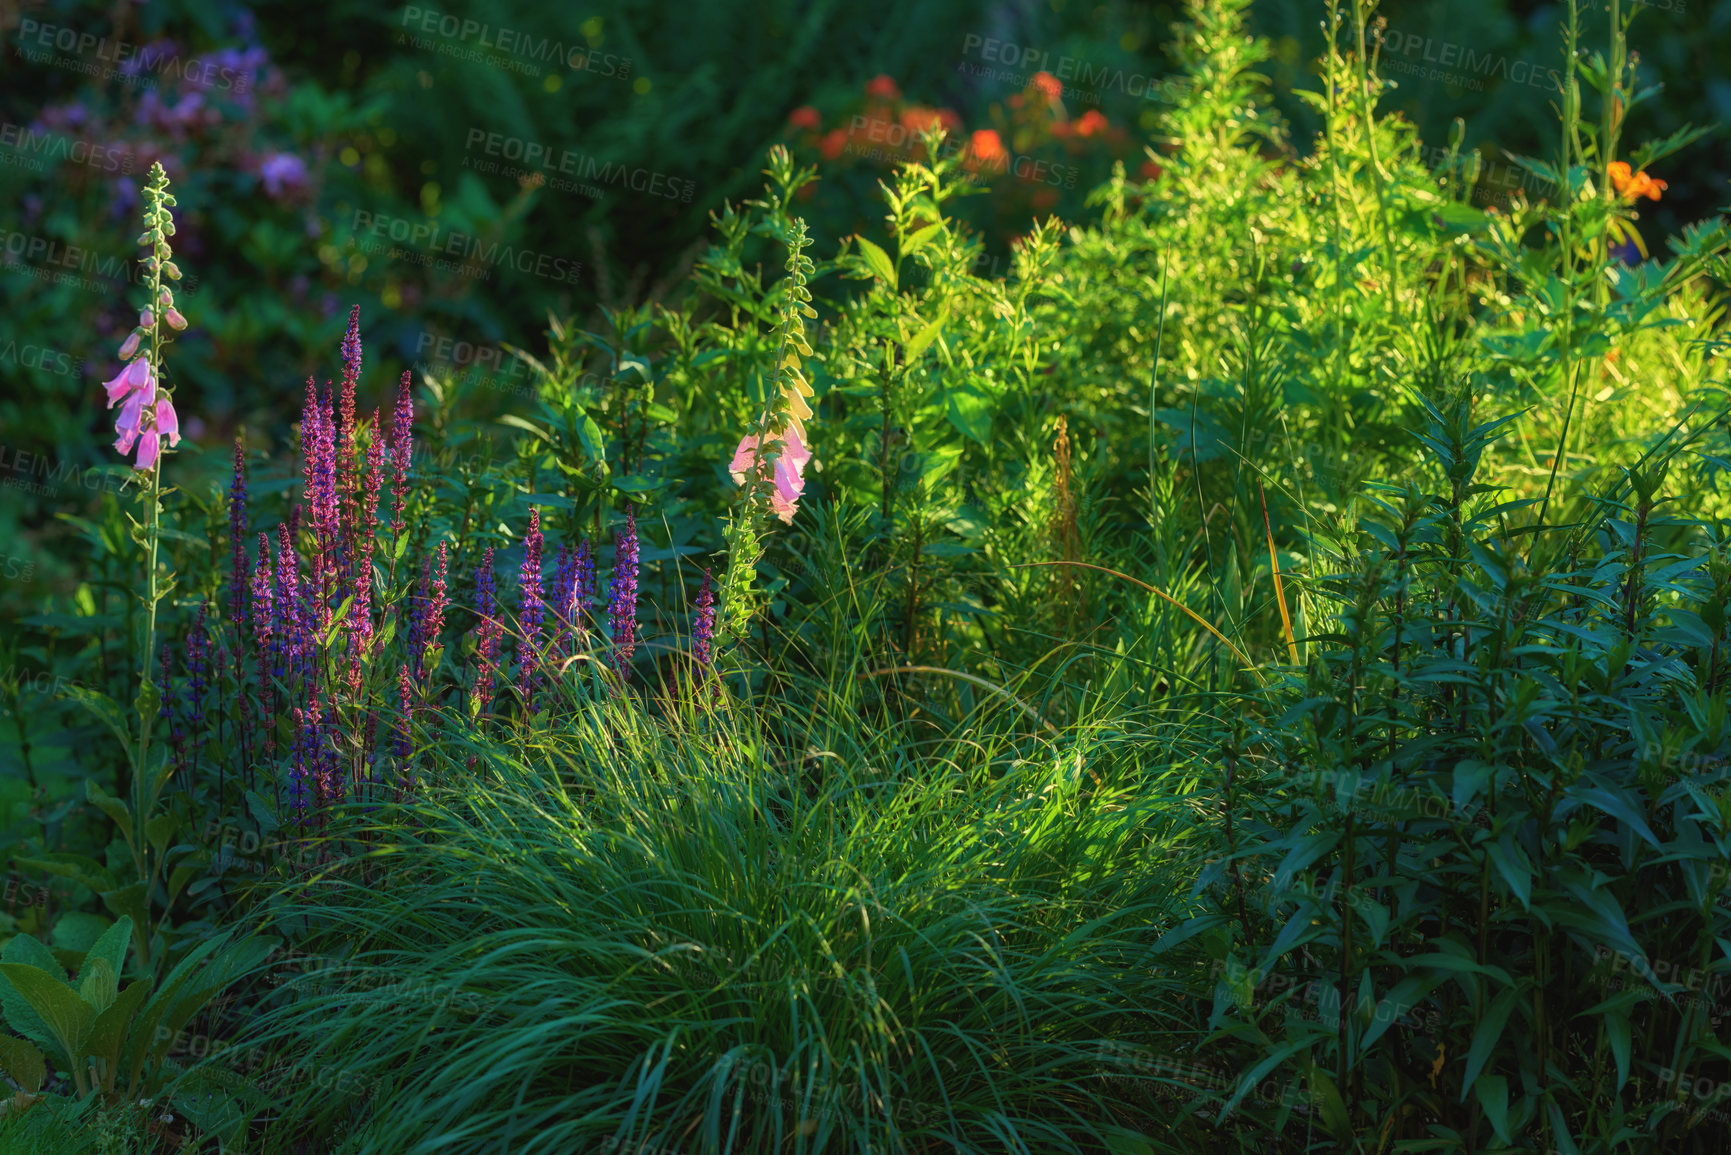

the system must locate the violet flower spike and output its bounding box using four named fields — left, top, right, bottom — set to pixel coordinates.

left=608, top=507, right=639, bottom=682
left=229, top=434, right=249, bottom=624
left=517, top=509, right=545, bottom=711
left=395, top=664, right=414, bottom=762
left=692, top=568, right=716, bottom=674
left=470, top=547, right=501, bottom=716
left=390, top=370, right=413, bottom=529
